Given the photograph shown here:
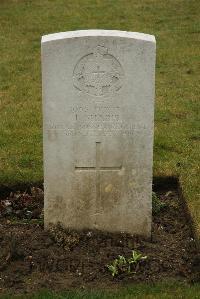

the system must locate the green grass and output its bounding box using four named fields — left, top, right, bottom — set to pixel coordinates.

left=1, top=282, right=200, bottom=299
left=0, top=0, right=199, bottom=238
